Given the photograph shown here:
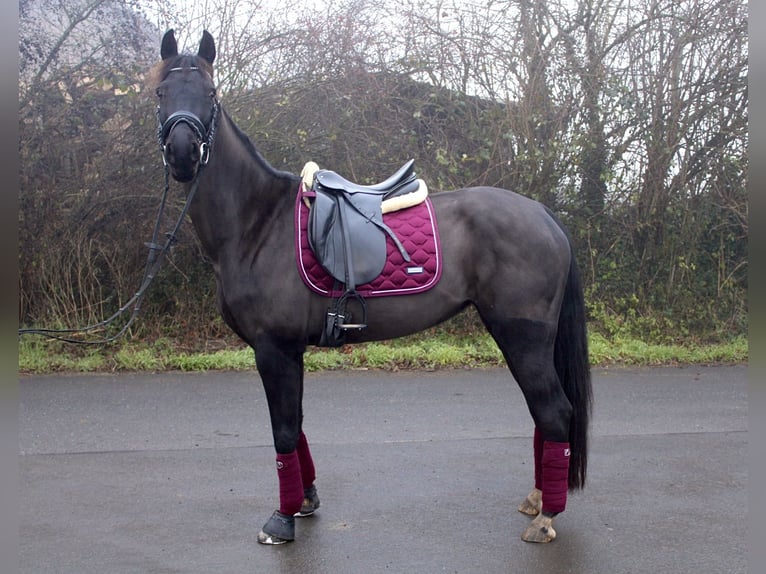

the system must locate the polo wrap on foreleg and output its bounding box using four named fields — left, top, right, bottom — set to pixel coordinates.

left=276, top=451, right=304, bottom=516
left=296, top=431, right=316, bottom=489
